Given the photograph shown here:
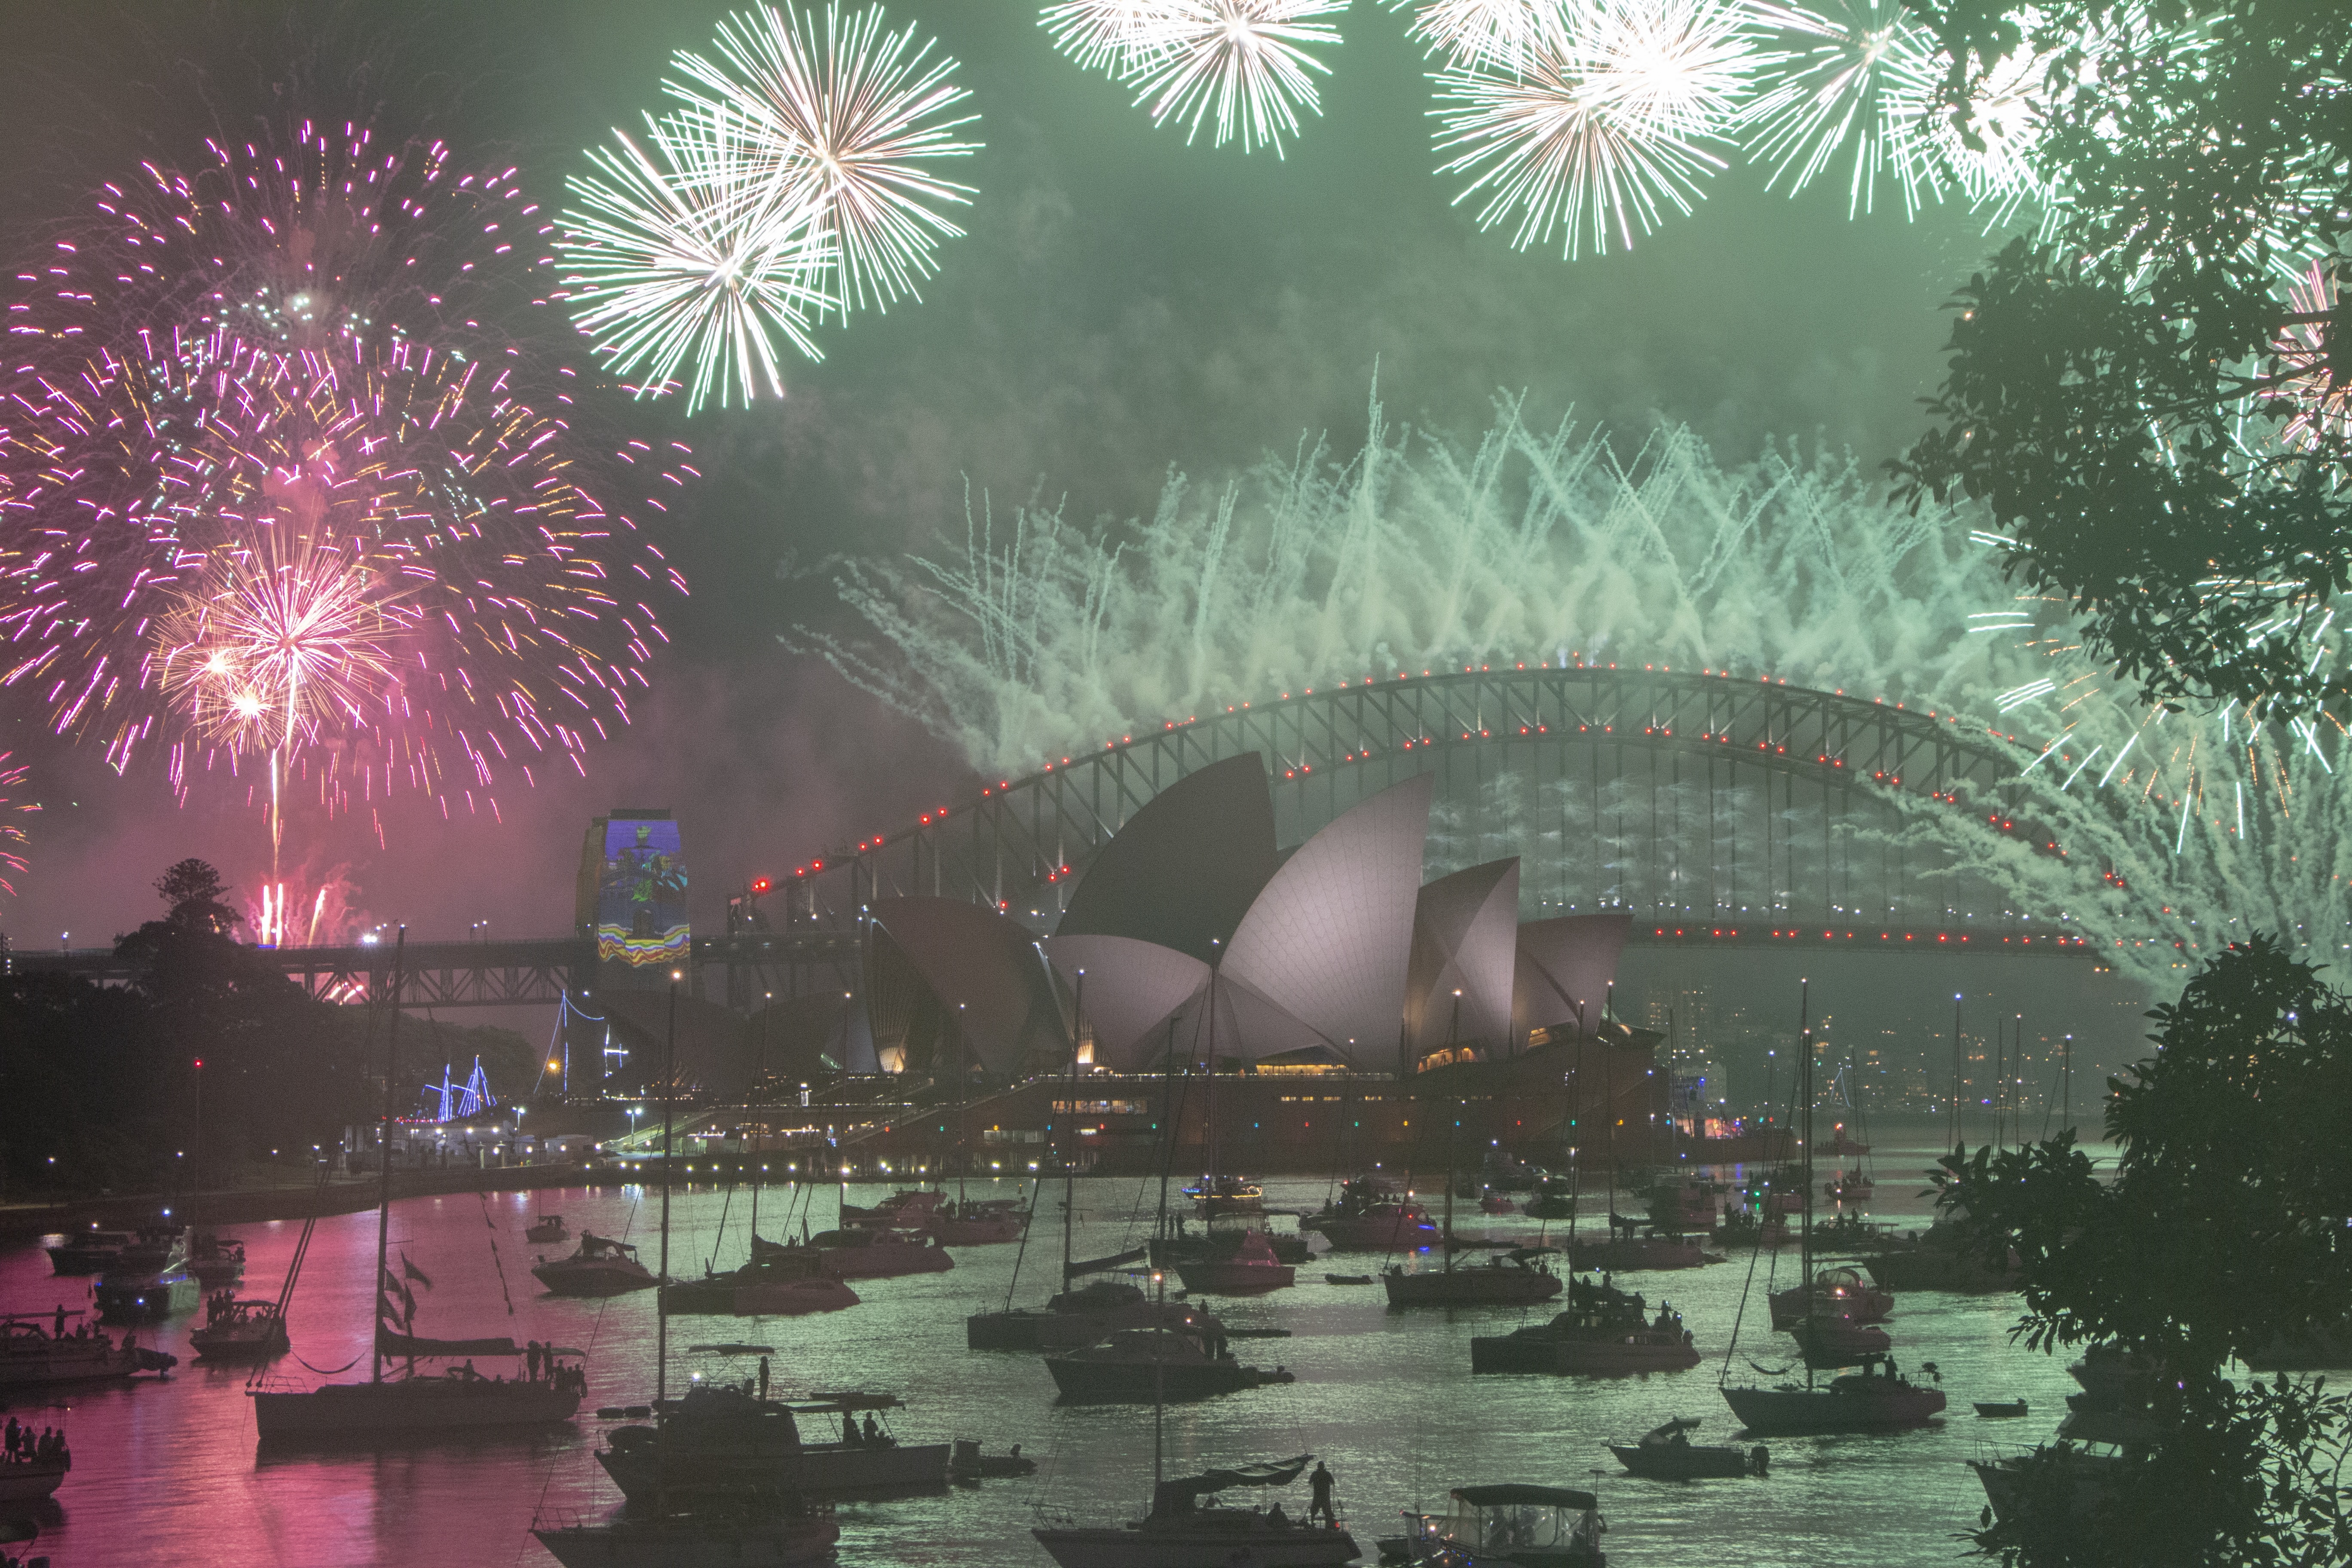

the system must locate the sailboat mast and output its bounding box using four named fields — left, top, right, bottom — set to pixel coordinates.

left=2013, top=1013, right=2024, bottom=1150
left=372, top=929, right=405, bottom=1386
left=1155, top=1017, right=1181, bottom=1246
left=1663, top=1005, right=1675, bottom=1170
left=1442, top=1099, right=1457, bottom=1274
left=2062, top=1033, right=2073, bottom=1135
left=1992, top=1016, right=2005, bottom=1154
left=657, top=976, right=677, bottom=1409
left=1949, top=992, right=1963, bottom=1152
left=1063, top=971, right=1084, bottom=1288
left=749, top=1003, right=764, bottom=1243
left=1203, top=971, right=1218, bottom=1221
left=190, top=1057, right=204, bottom=1246
left=1797, top=979, right=1814, bottom=1392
